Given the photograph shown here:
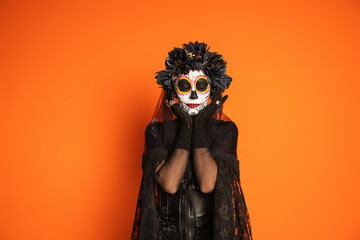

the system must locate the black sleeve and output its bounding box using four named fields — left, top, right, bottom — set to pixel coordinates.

left=210, top=121, right=238, bottom=157
left=142, top=122, right=169, bottom=180
left=208, top=121, right=253, bottom=239
left=132, top=122, right=167, bottom=239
